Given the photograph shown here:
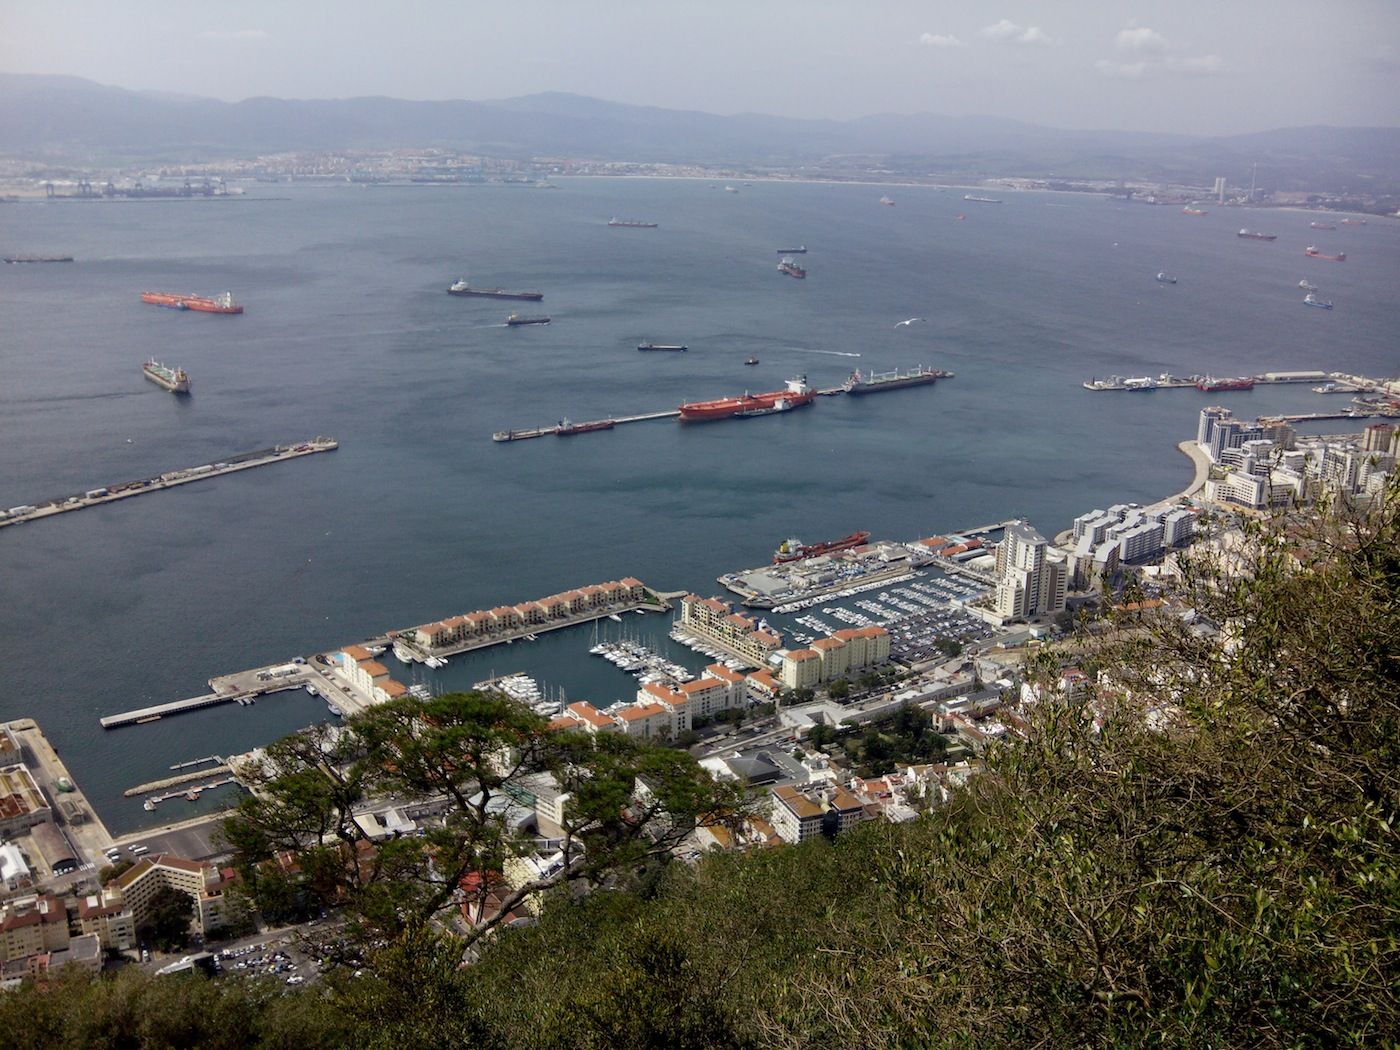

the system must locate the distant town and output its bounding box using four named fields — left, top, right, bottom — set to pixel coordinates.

left=2, top=147, right=1397, bottom=217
